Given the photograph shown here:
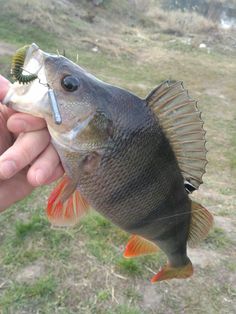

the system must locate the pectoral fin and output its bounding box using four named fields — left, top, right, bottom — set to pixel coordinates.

left=46, top=175, right=89, bottom=227
left=124, top=235, right=159, bottom=258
